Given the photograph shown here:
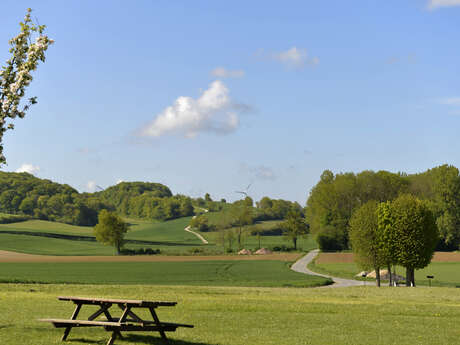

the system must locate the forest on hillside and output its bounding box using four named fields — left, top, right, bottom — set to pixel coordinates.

left=0, top=173, right=195, bottom=226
